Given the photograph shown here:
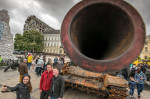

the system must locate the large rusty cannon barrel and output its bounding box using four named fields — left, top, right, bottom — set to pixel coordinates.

left=61, top=0, right=145, bottom=72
